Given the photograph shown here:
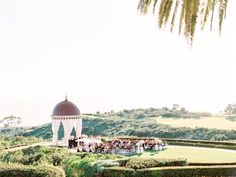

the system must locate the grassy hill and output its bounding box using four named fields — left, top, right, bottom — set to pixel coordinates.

left=156, top=116, right=236, bottom=130
left=17, top=113, right=236, bottom=141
